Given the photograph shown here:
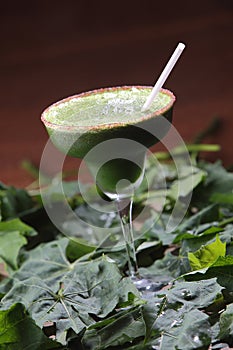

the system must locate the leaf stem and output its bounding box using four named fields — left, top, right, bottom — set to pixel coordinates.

left=219, top=216, right=233, bottom=227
